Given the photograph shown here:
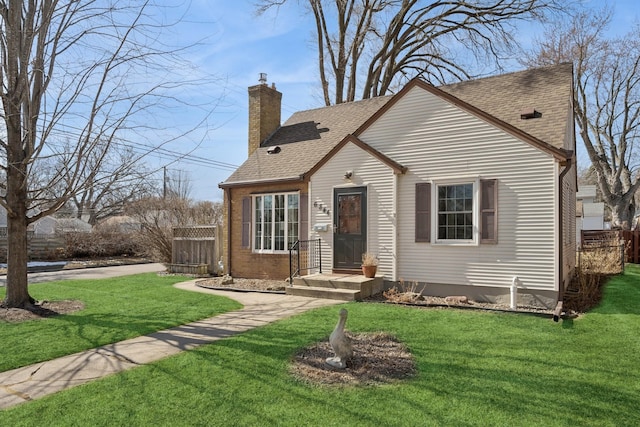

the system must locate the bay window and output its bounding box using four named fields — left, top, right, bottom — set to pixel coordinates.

left=254, top=193, right=299, bottom=252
